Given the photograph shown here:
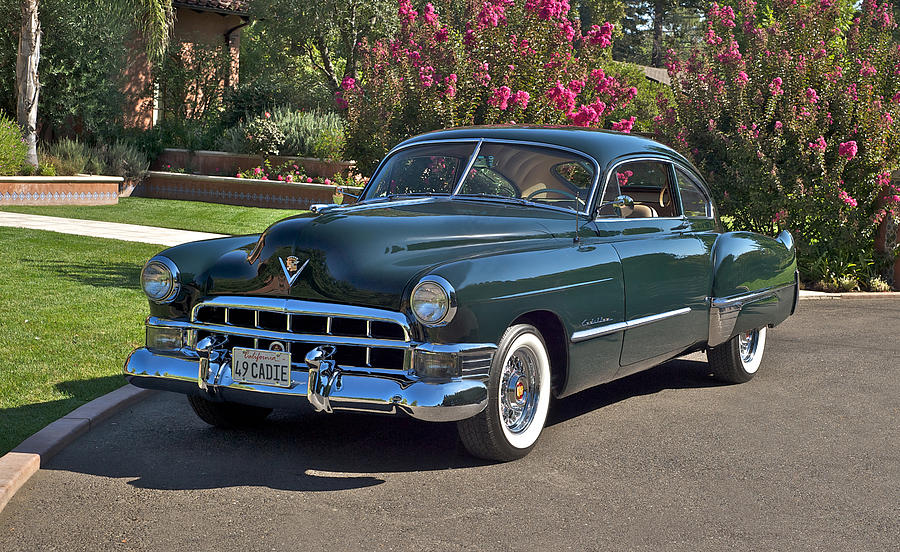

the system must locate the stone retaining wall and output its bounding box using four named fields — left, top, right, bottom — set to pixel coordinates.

left=152, top=149, right=356, bottom=179
left=137, top=171, right=362, bottom=210
left=0, top=176, right=122, bottom=206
